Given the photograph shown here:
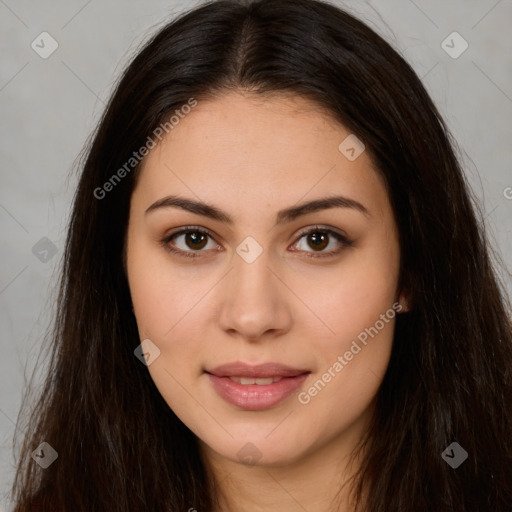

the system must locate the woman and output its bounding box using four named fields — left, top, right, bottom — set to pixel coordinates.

left=11, top=0, right=512, bottom=510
